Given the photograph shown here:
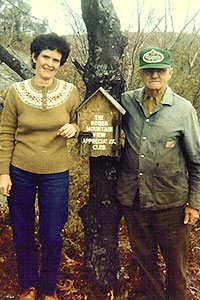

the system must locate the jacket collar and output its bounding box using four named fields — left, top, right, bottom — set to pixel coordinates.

left=136, top=85, right=173, bottom=106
